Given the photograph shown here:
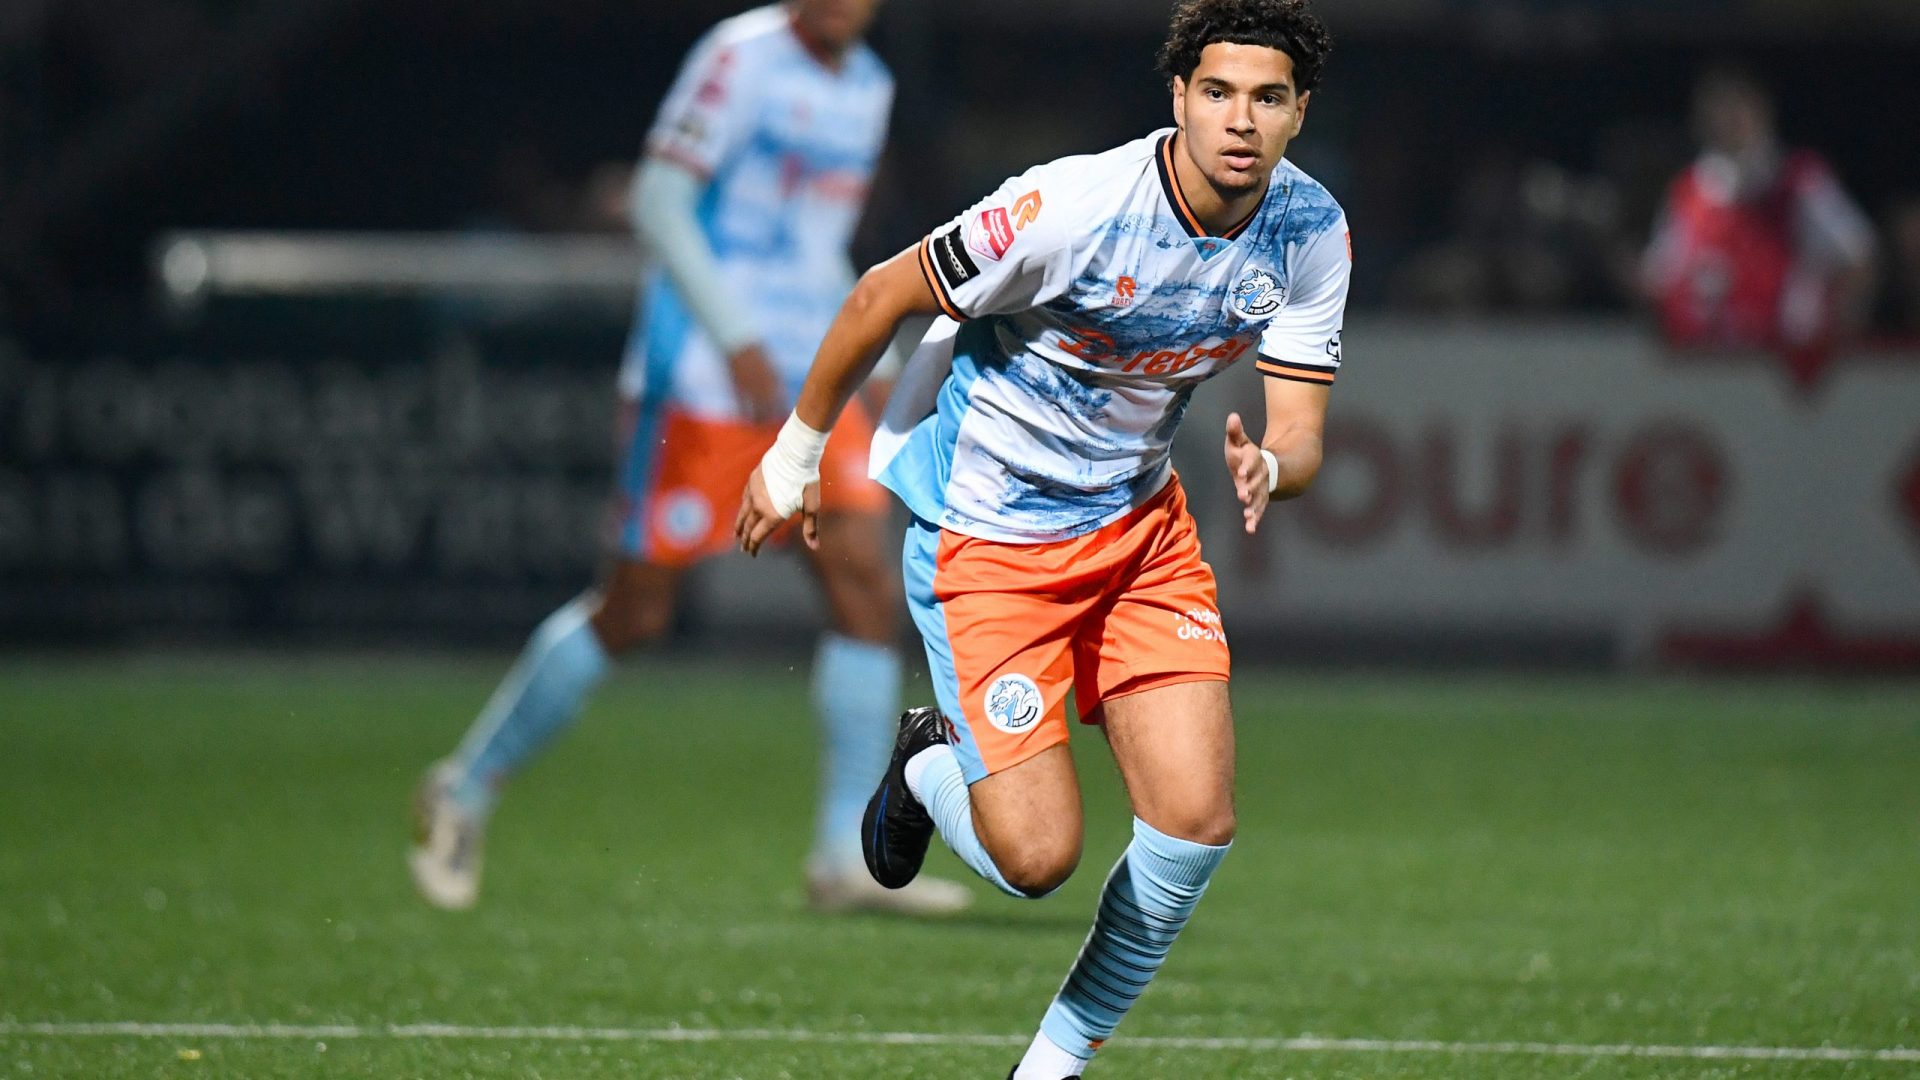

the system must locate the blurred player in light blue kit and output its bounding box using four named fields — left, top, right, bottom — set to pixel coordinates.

left=411, top=0, right=968, bottom=917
